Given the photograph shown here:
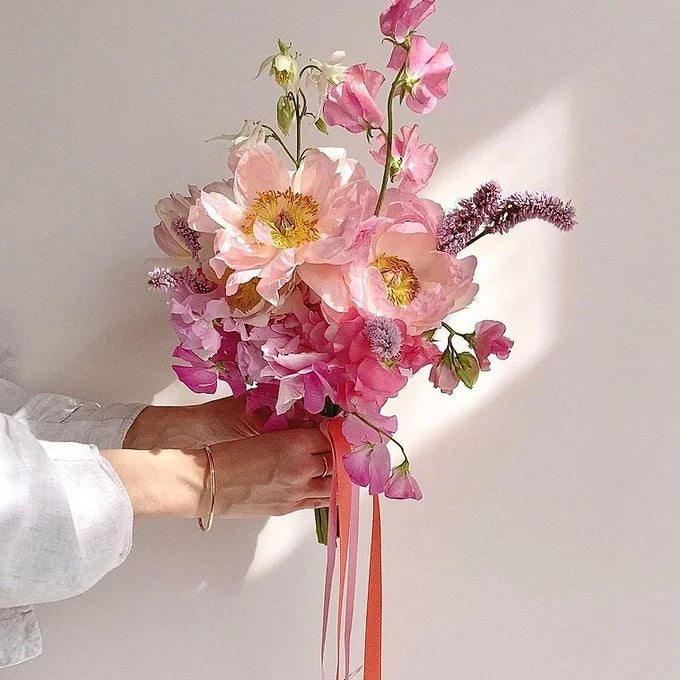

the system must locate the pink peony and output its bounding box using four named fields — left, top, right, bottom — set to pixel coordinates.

left=388, top=34, right=455, bottom=114
left=347, top=217, right=479, bottom=335
left=429, top=352, right=459, bottom=394
left=194, top=144, right=376, bottom=307
left=383, top=463, right=423, bottom=500
left=323, top=64, right=386, bottom=133
left=380, top=0, right=436, bottom=42
left=370, top=124, right=438, bottom=193
left=472, top=320, right=514, bottom=371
